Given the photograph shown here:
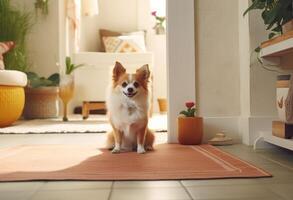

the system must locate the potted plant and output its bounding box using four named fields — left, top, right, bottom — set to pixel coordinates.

left=59, top=56, right=85, bottom=121
left=0, top=0, right=33, bottom=72
left=151, top=11, right=166, bottom=35
left=243, top=0, right=293, bottom=40
left=23, top=72, right=60, bottom=119
left=178, top=101, right=203, bottom=145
